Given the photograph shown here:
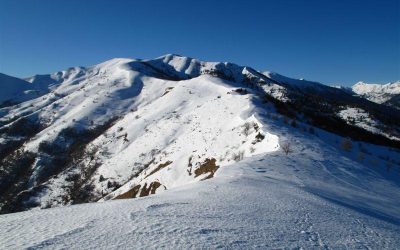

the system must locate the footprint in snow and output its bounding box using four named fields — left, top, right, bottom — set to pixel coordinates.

left=197, top=228, right=220, bottom=234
